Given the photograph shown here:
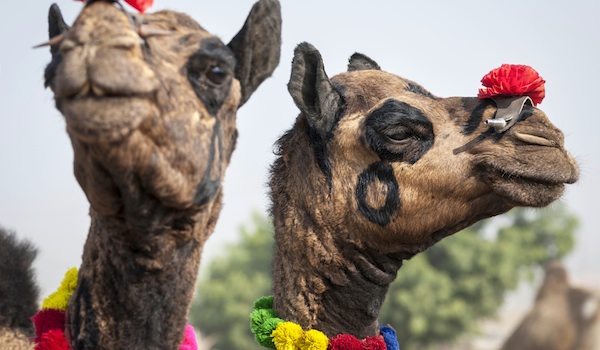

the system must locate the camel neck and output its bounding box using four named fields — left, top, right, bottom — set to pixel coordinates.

left=67, top=211, right=204, bottom=349
left=272, top=220, right=410, bottom=339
